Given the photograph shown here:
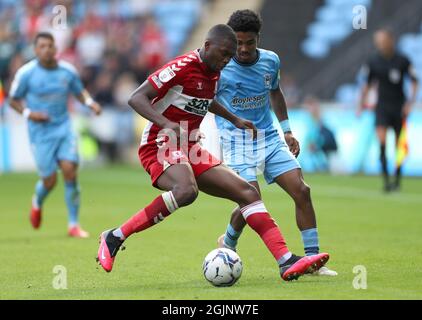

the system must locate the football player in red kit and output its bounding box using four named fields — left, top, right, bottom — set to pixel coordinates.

left=96, top=24, right=329, bottom=281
